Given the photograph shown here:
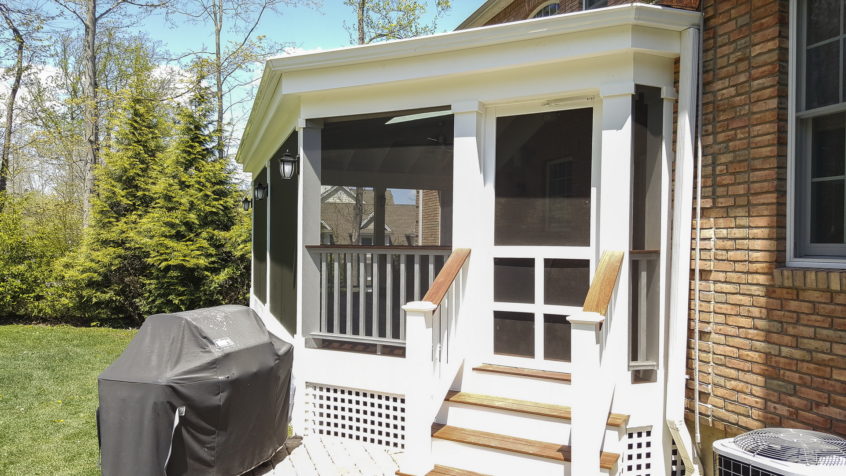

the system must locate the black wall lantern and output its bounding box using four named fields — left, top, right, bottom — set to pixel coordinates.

left=279, top=151, right=298, bottom=180
left=254, top=183, right=268, bottom=201
left=242, top=196, right=252, bottom=211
